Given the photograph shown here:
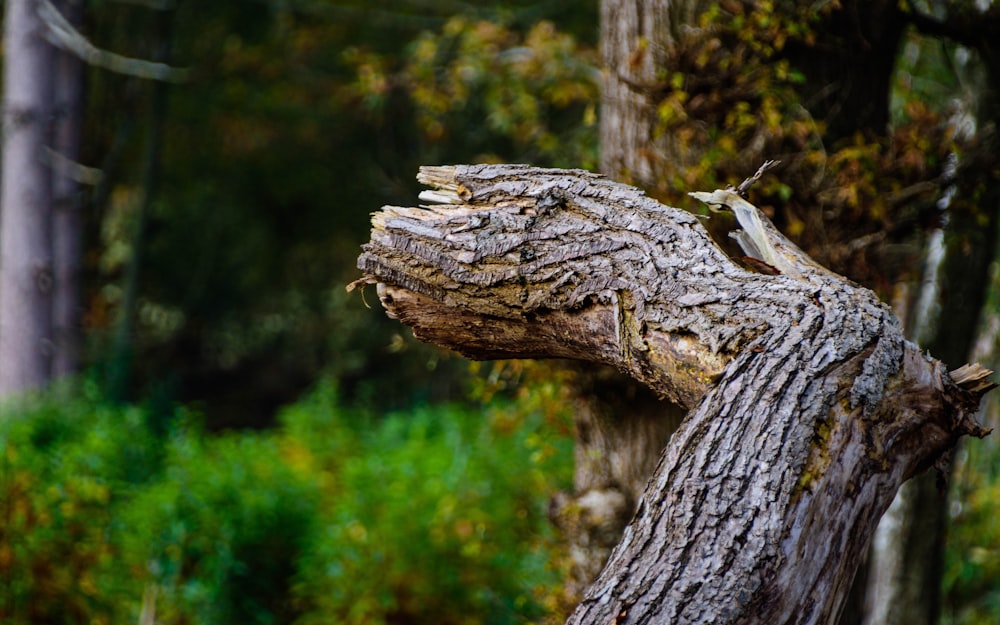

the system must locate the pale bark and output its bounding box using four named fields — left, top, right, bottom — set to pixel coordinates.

left=39, top=0, right=186, bottom=82
left=0, top=0, right=56, bottom=393
left=351, top=164, right=992, bottom=625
